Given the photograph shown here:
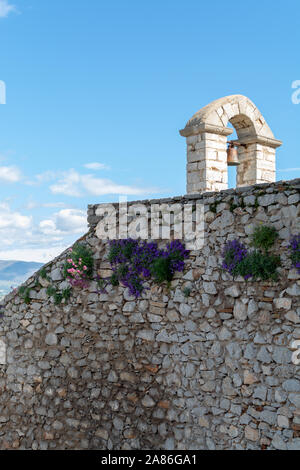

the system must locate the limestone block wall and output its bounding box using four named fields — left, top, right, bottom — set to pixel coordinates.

left=0, top=179, right=299, bottom=450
